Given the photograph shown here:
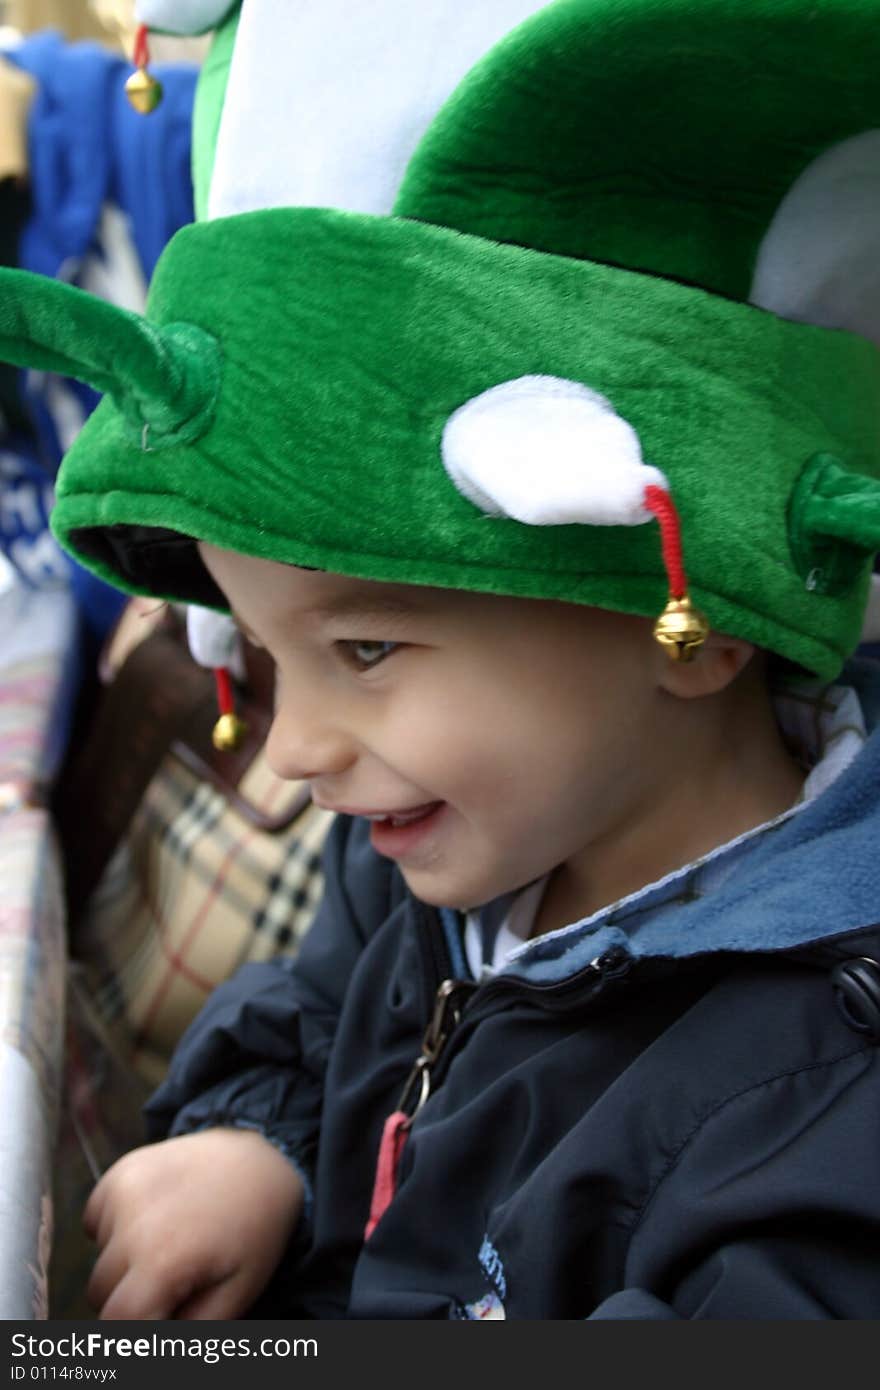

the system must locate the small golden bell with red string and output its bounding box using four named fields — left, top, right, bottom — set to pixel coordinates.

left=125, top=23, right=163, bottom=114
left=125, top=66, right=163, bottom=114
left=212, top=712, right=247, bottom=752
left=653, top=595, right=710, bottom=662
